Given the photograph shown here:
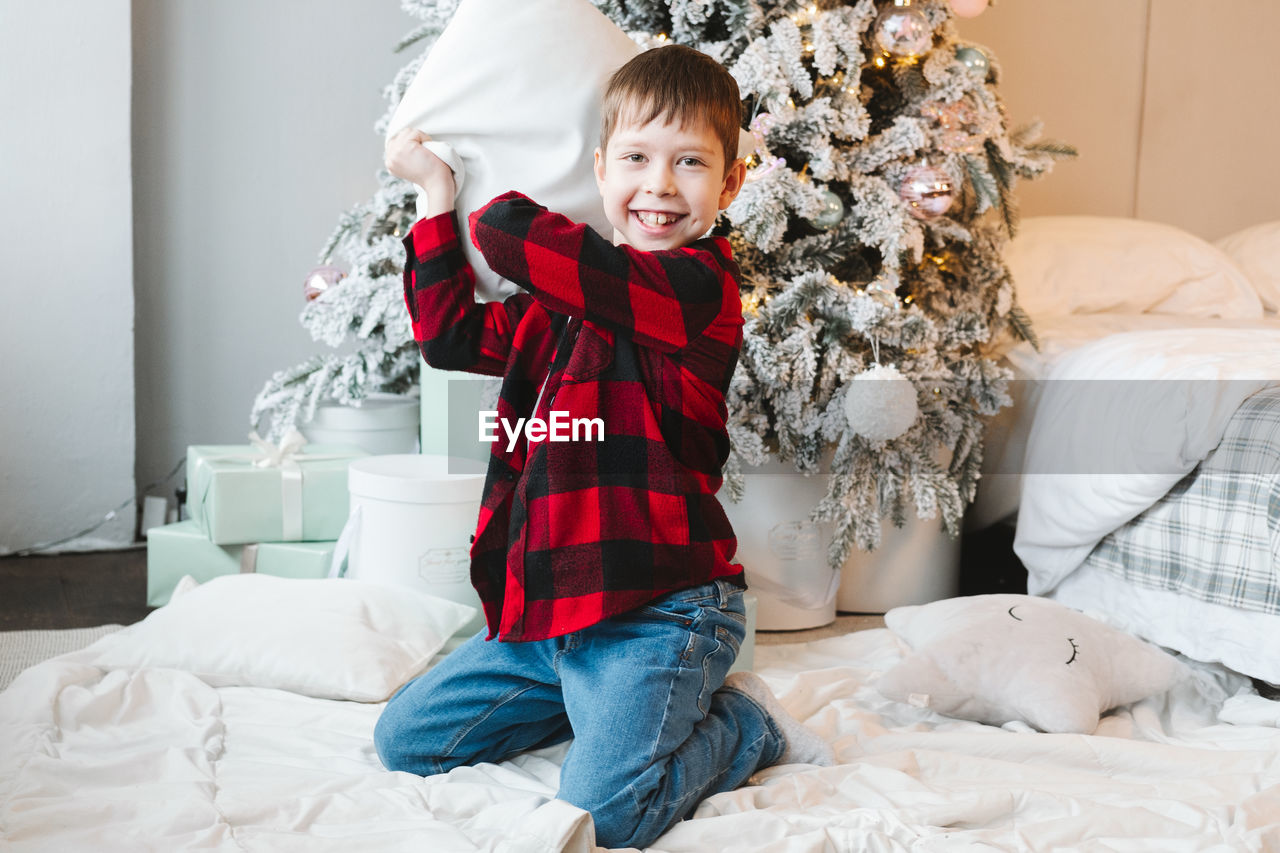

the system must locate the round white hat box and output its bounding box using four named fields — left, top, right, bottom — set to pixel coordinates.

left=345, top=454, right=486, bottom=637
left=723, top=454, right=960, bottom=629
left=302, top=394, right=421, bottom=456
left=722, top=458, right=839, bottom=631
